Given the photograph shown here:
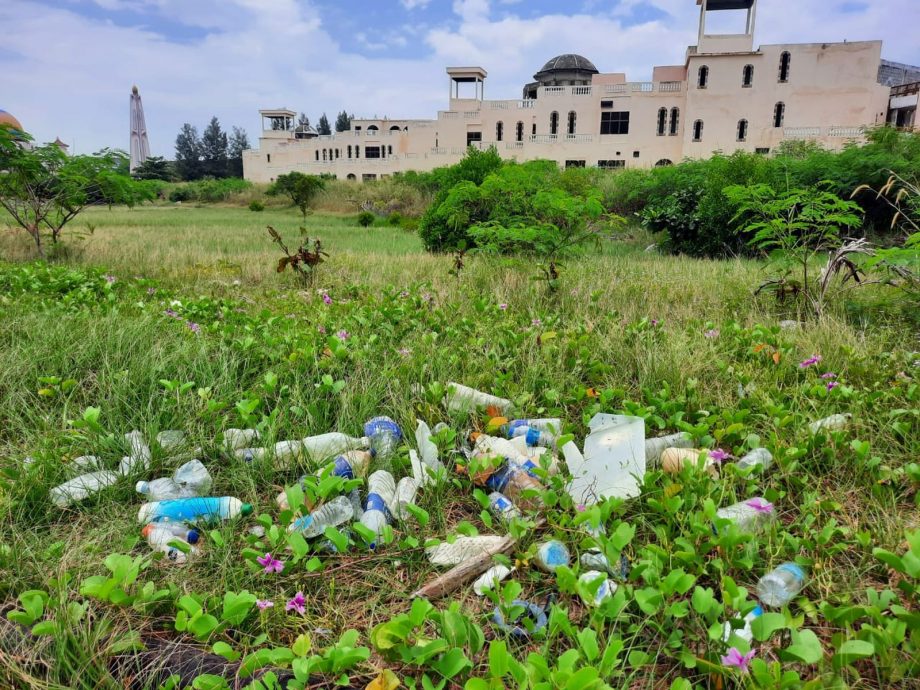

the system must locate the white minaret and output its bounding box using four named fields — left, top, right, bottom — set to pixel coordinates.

left=129, top=85, right=150, bottom=172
